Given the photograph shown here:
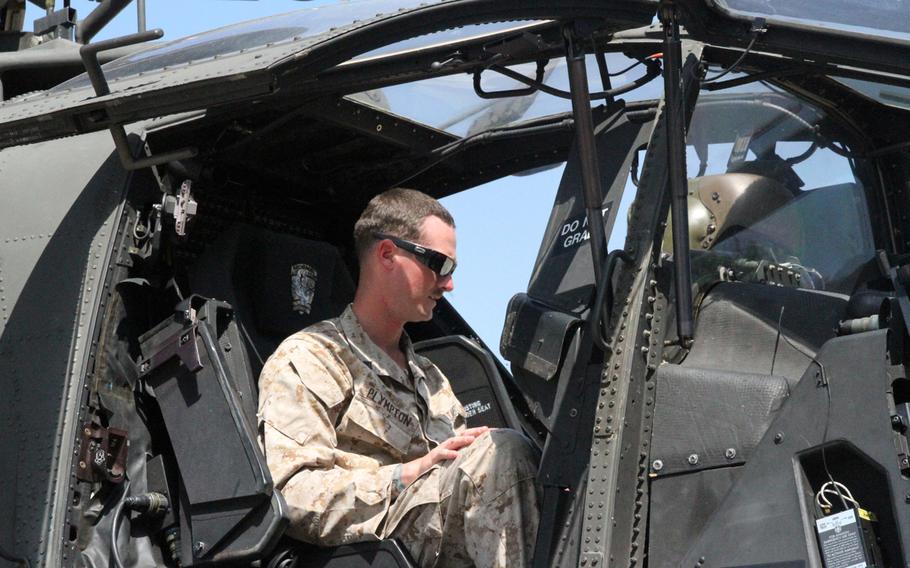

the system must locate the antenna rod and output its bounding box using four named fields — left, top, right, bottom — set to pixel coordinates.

left=660, top=2, right=695, bottom=344
left=137, top=0, right=145, bottom=32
